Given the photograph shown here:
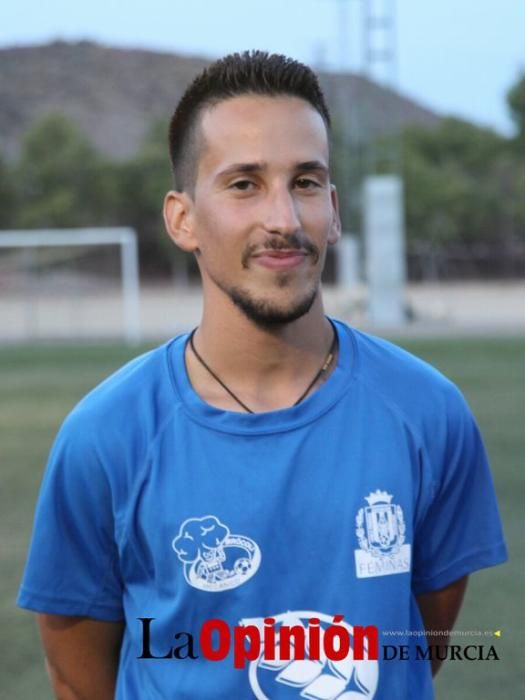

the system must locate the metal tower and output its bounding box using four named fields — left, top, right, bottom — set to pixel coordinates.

left=360, top=0, right=407, bottom=326
left=363, top=0, right=397, bottom=86
left=361, top=0, right=400, bottom=173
